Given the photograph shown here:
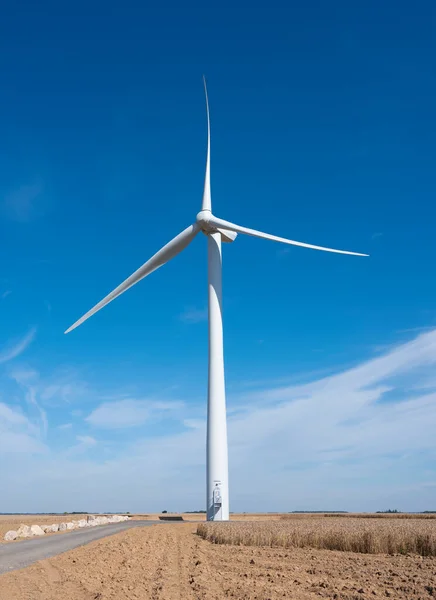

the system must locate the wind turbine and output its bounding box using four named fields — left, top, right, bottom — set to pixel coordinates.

left=65, top=78, right=368, bottom=521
